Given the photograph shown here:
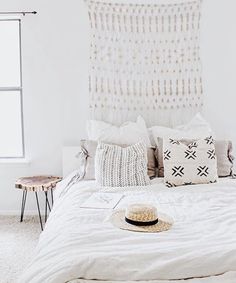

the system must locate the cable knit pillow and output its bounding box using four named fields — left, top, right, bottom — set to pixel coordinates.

left=95, top=142, right=150, bottom=187
left=163, top=136, right=218, bottom=187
